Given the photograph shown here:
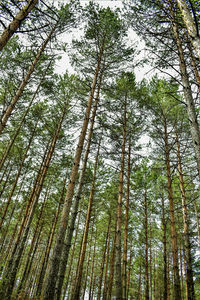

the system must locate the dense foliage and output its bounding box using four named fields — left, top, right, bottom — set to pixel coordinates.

left=0, top=1, right=199, bottom=299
